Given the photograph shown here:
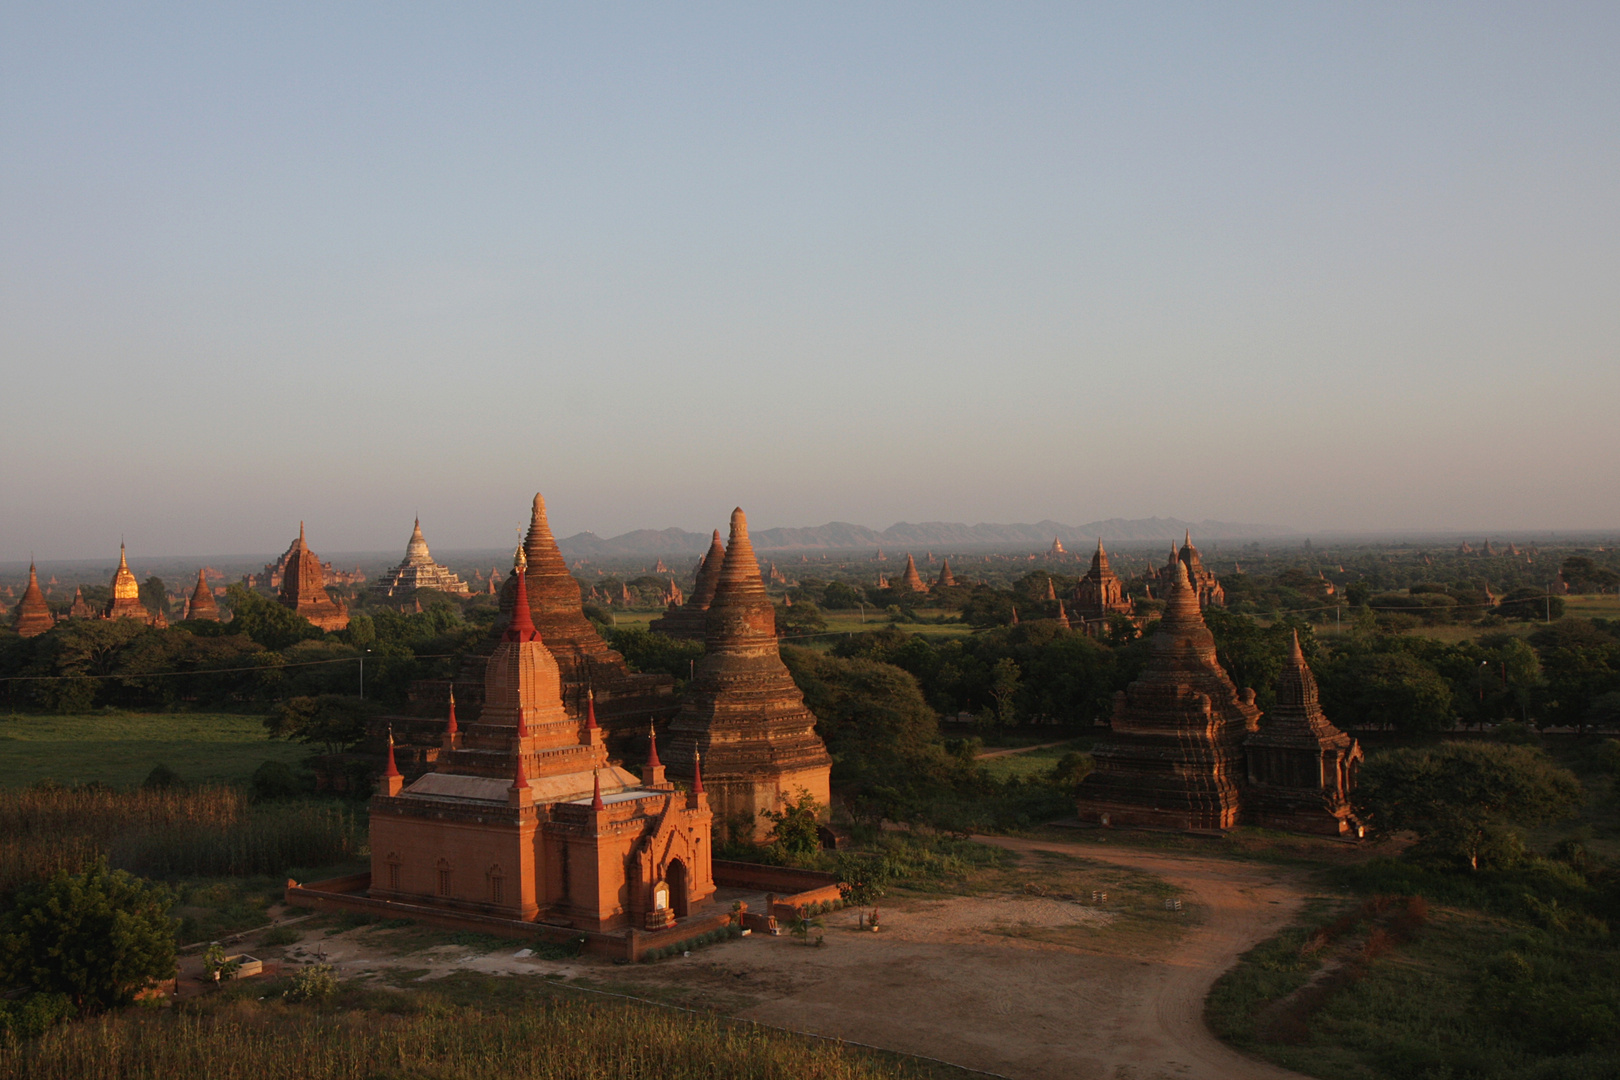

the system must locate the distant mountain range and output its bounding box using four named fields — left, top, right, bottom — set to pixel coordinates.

left=555, top=517, right=1294, bottom=560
